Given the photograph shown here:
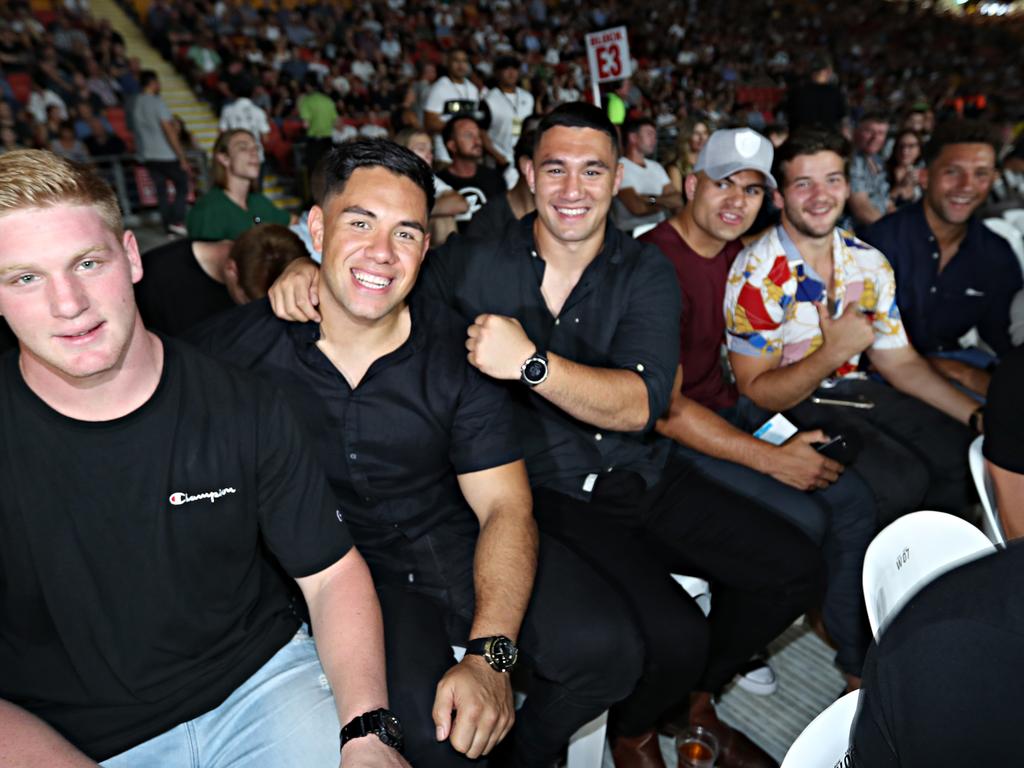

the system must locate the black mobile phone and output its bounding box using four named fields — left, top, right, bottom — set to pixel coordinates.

left=815, top=435, right=847, bottom=461
left=814, top=430, right=863, bottom=464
